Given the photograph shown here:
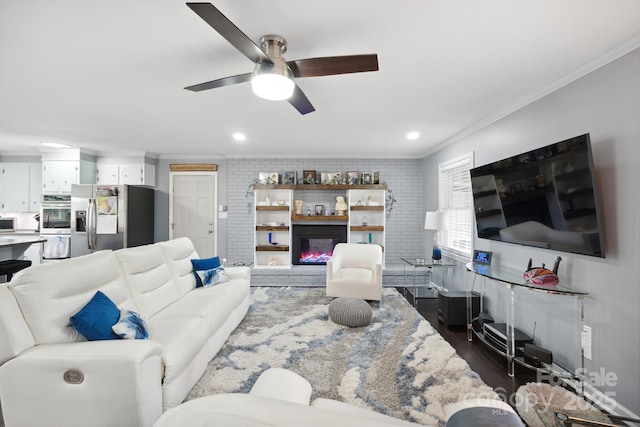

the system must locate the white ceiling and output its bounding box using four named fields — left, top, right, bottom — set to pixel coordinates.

left=1, top=1, right=639, bottom=159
